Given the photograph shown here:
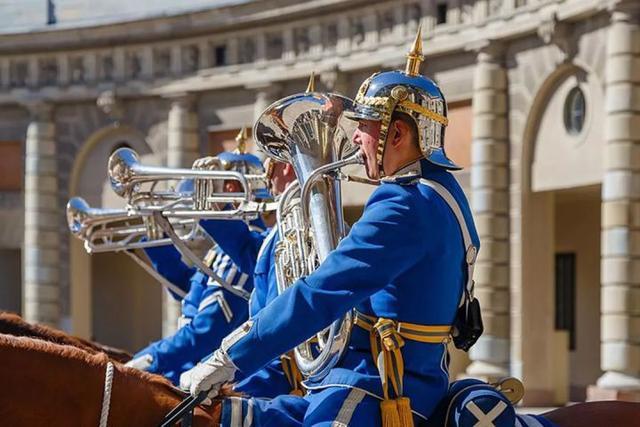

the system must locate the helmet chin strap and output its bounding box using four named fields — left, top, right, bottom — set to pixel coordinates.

left=377, top=121, right=397, bottom=178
